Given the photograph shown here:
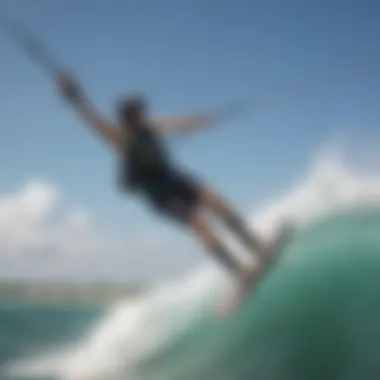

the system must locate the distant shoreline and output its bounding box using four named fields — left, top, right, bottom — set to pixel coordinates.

left=0, top=280, right=146, bottom=304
